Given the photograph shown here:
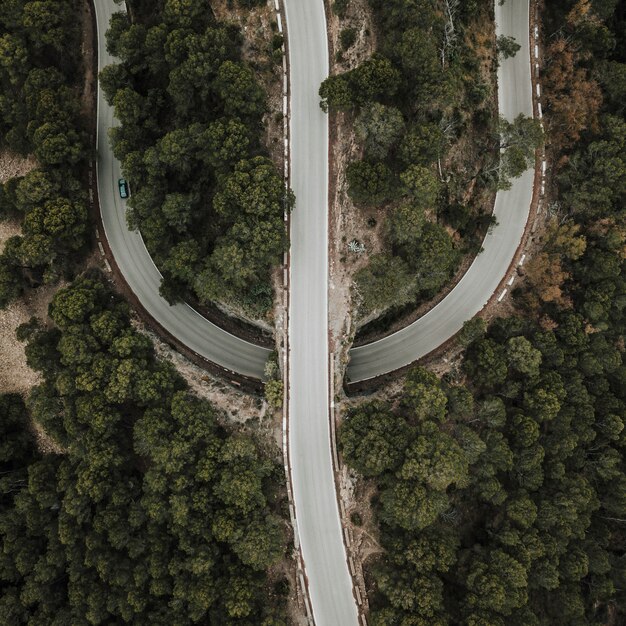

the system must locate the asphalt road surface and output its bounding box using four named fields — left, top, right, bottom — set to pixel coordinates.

left=93, top=0, right=270, bottom=379
left=95, top=2, right=357, bottom=621
left=347, top=0, right=534, bottom=383
left=285, top=0, right=360, bottom=623
left=94, top=0, right=533, bottom=623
